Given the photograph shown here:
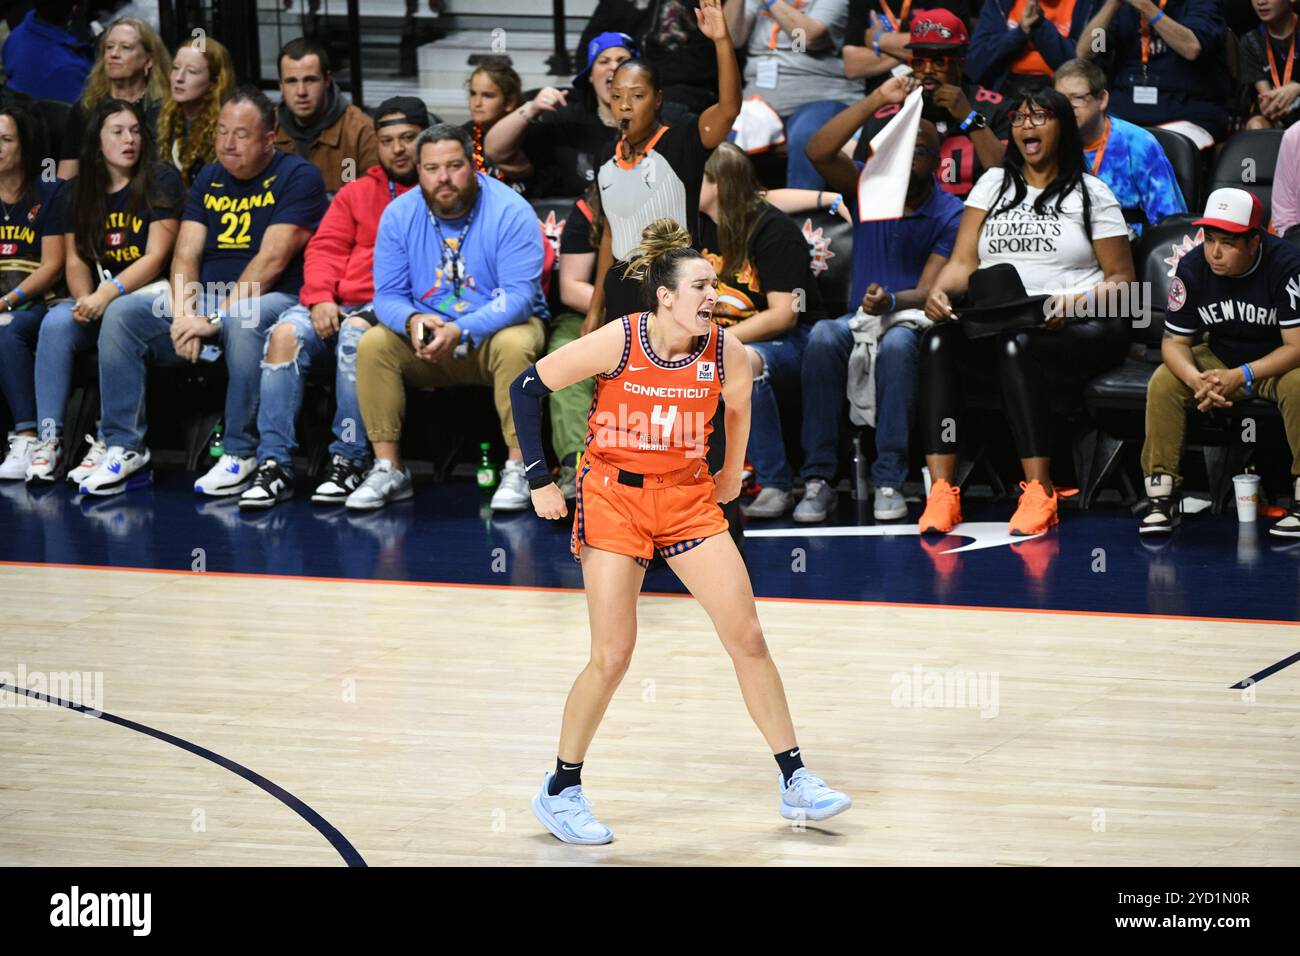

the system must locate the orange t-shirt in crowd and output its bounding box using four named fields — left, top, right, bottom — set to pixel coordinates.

left=584, top=312, right=725, bottom=474
left=1006, top=0, right=1077, bottom=76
